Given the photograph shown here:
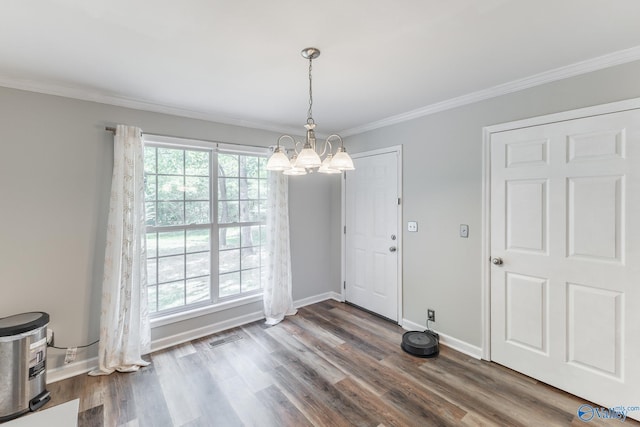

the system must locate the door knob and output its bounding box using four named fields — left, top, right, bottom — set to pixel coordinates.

left=491, top=257, right=503, bottom=265
left=389, top=246, right=397, bottom=252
